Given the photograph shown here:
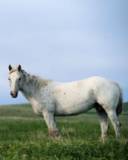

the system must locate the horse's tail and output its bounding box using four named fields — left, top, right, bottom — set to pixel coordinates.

left=116, top=88, right=123, bottom=116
